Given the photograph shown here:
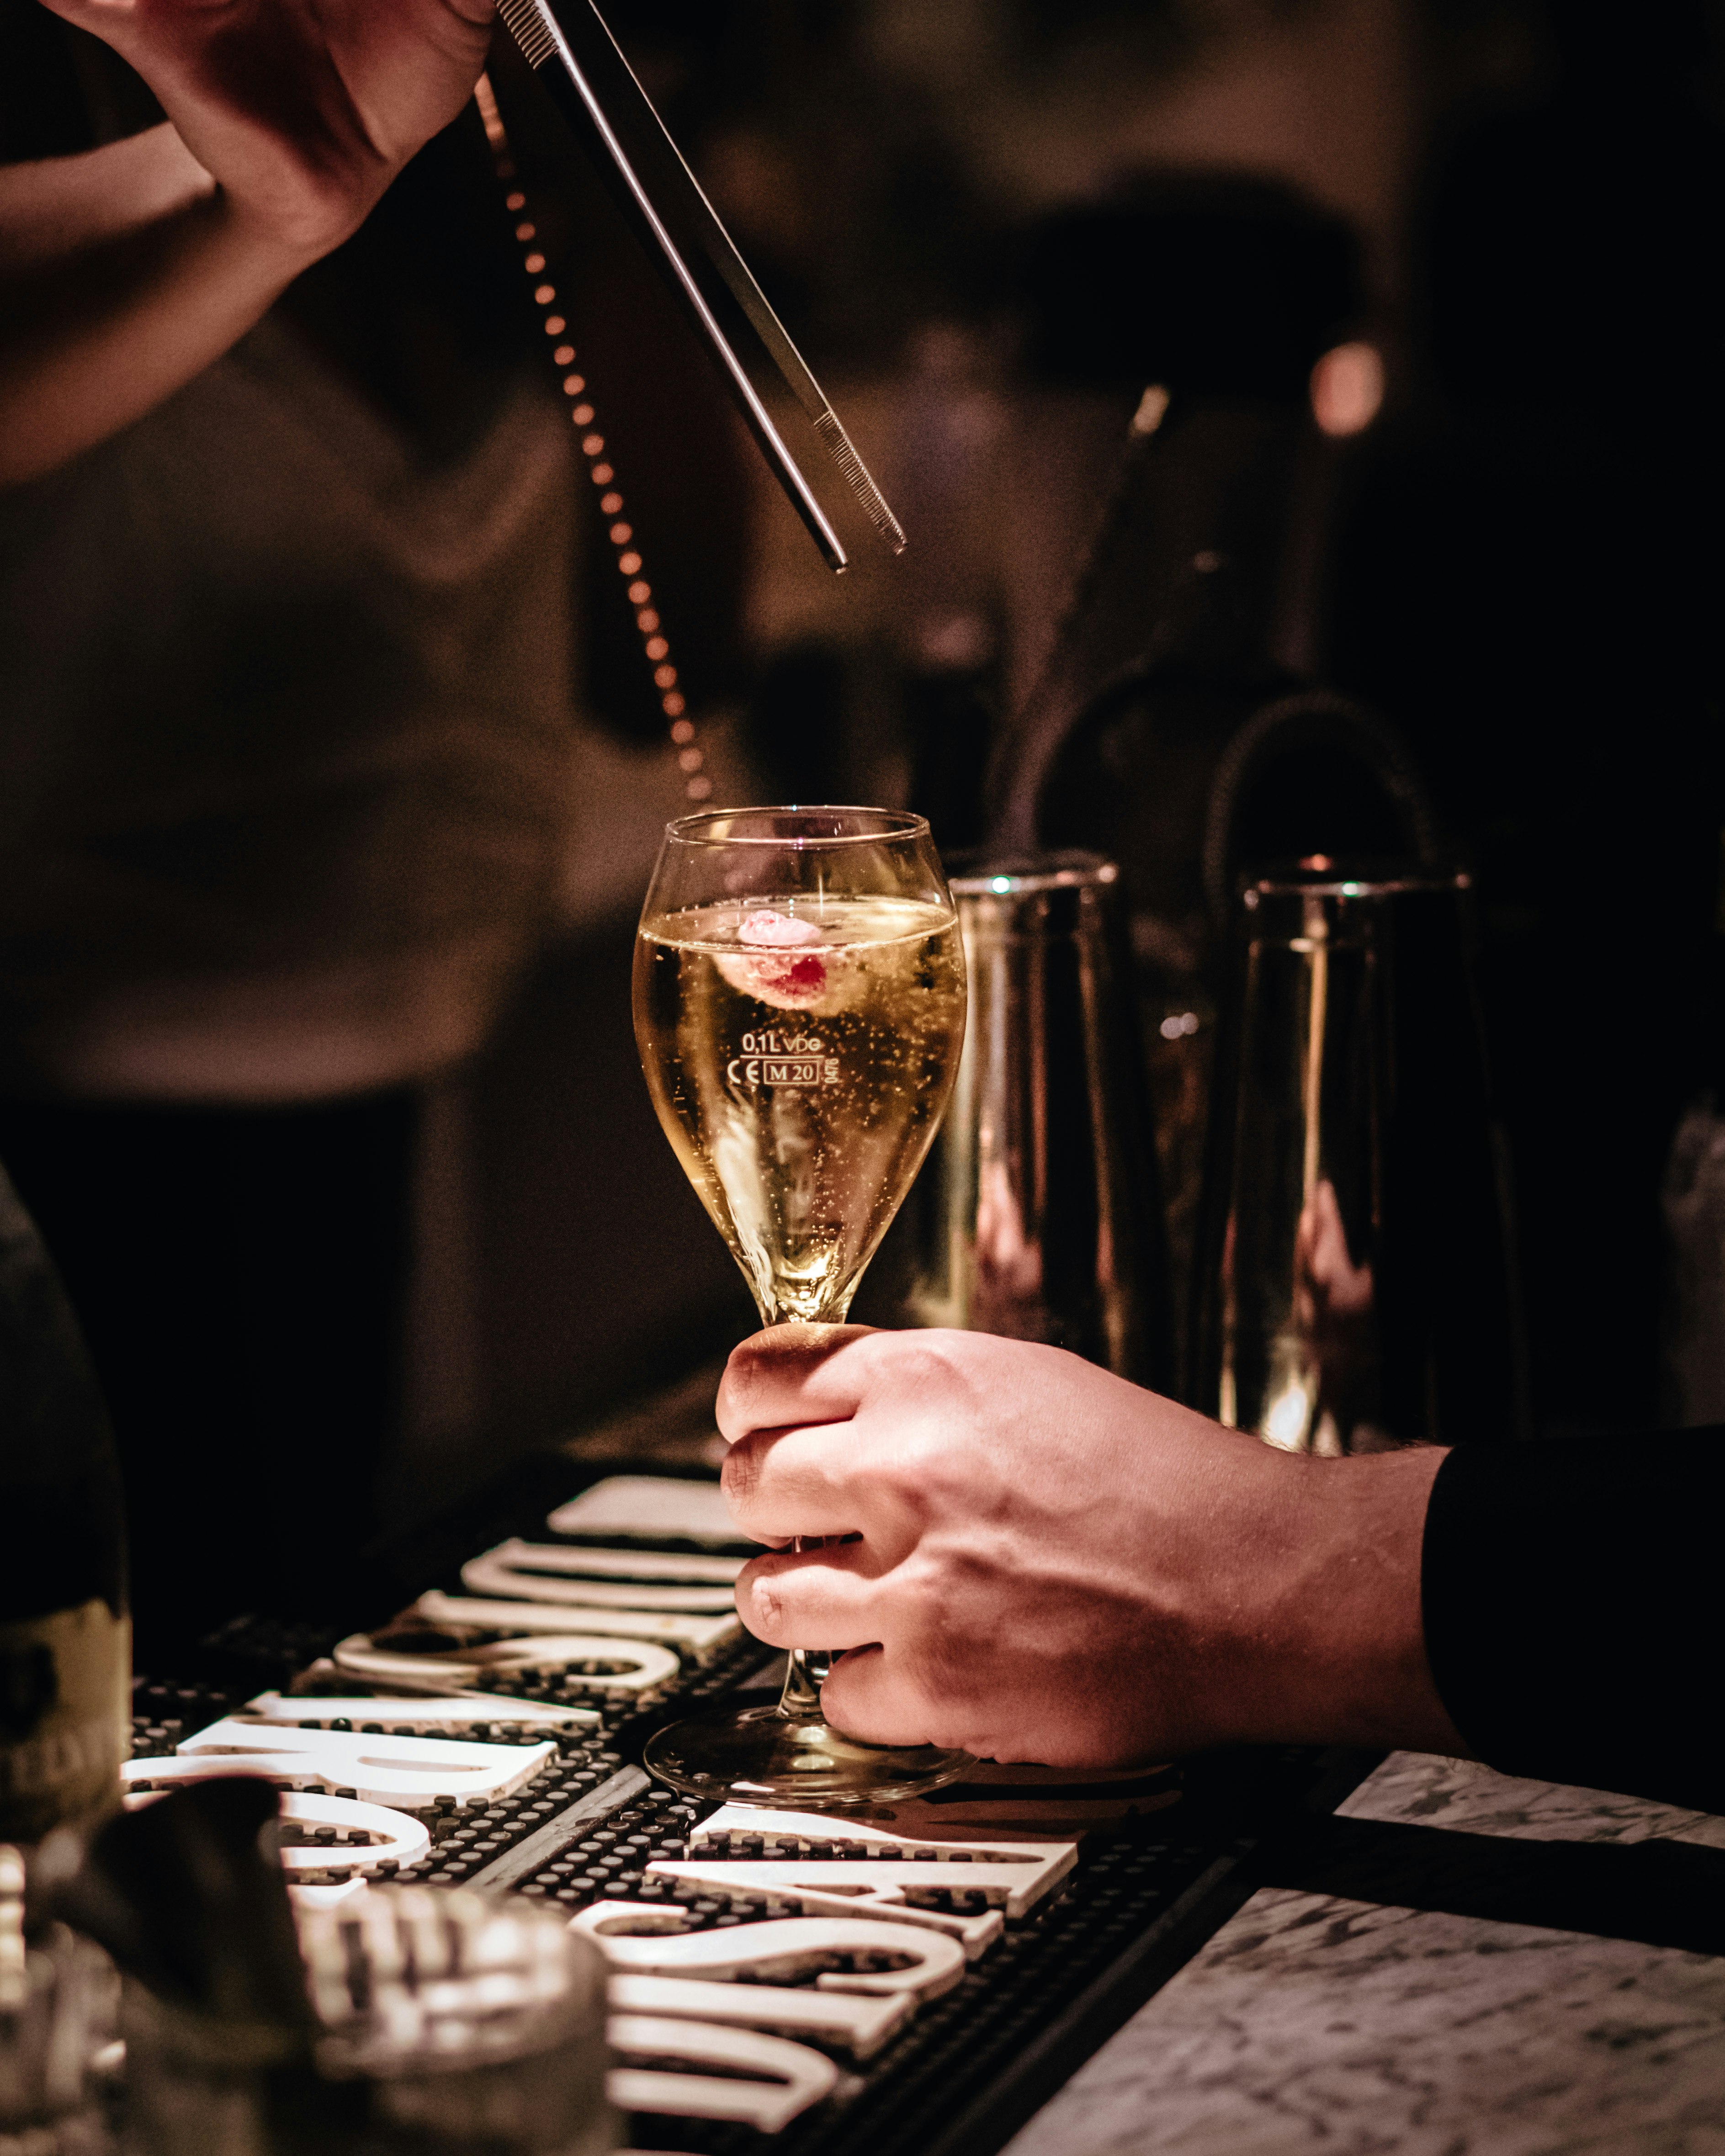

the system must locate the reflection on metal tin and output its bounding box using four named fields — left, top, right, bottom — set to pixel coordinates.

left=1192, top=862, right=1526, bottom=1453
